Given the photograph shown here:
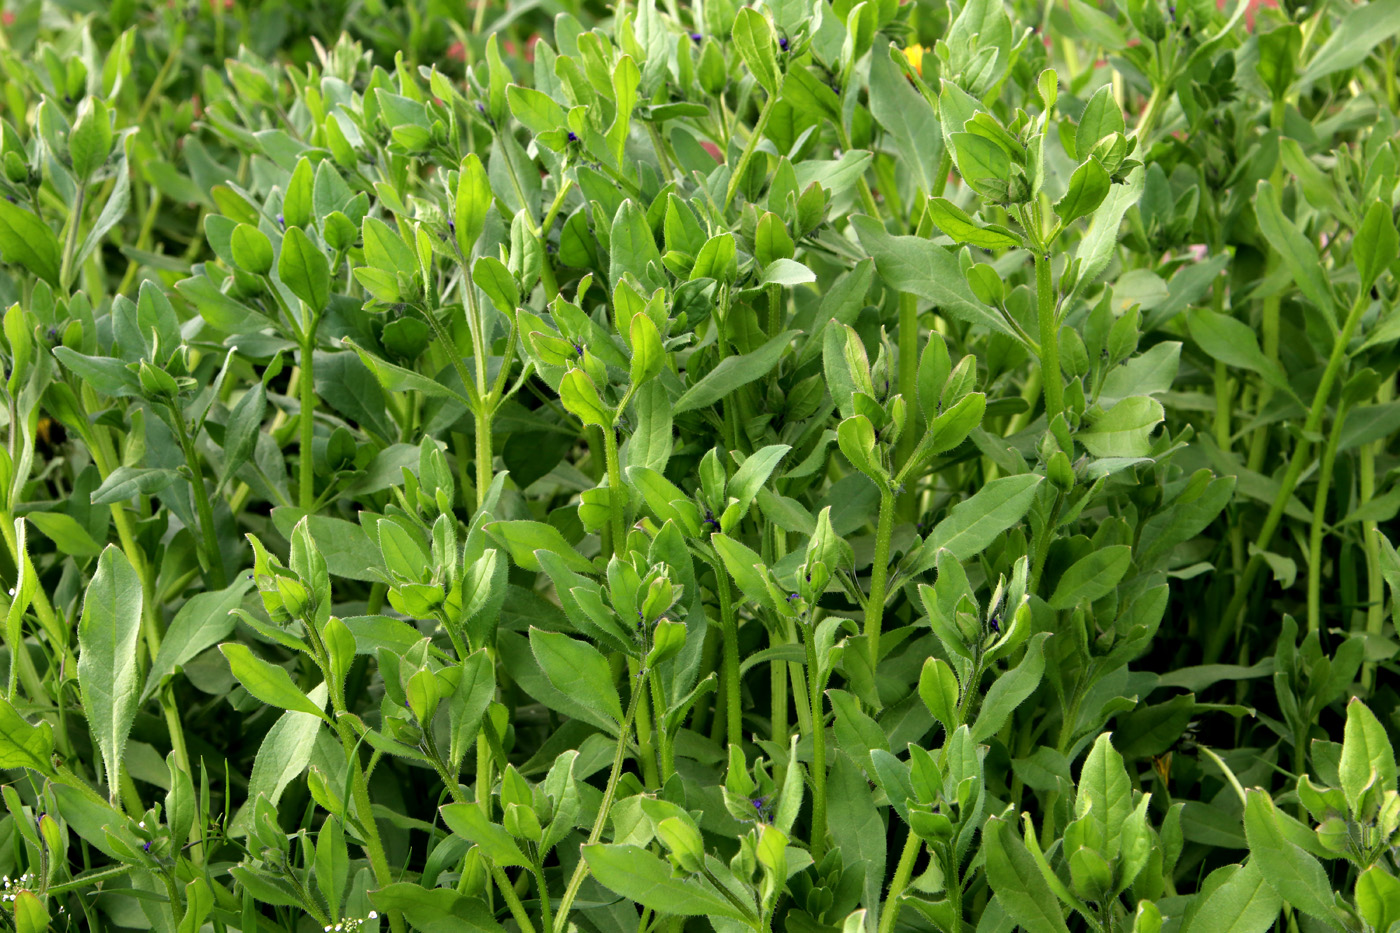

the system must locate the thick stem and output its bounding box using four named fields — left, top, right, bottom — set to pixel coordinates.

left=552, top=672, right=647, bottom=933
left=59, top=187, right=86, bottom=295
left=603, top=425, right=627, bottom=556
left=1306, top=401, right=1349, bottom=634
left=336, top=719, right=406, bottom=933
left=713, top=560, right=743, bottom=749
left=630, top=658, right=660, bottom=788
left=299, top=333, right=318, bottom=512
left=804, top=623, right=828, bottom=864
left=877, top=827, right=923, bottom=933
left=1361, top=379, right=1393, bottom=688
left=724, top=95, right=778, bottom=211
left=475, top=409, right=494, bottom=514
left=863, top=488, right=897, bottom=671
left=1213, top=290, right=1372, bottom=658
left=492, top=865, right=539, bottom=933
left=533, top=861, right=555, bottom=933
left=1034, top=250, right=1063, bottom=424
left=173, top=413, right=227, bottom=590
left=896, top=293, right=920, bottom=519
